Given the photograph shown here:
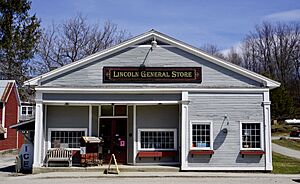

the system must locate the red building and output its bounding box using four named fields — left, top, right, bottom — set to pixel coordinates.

left=0, top=80, right=23, bottom=151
